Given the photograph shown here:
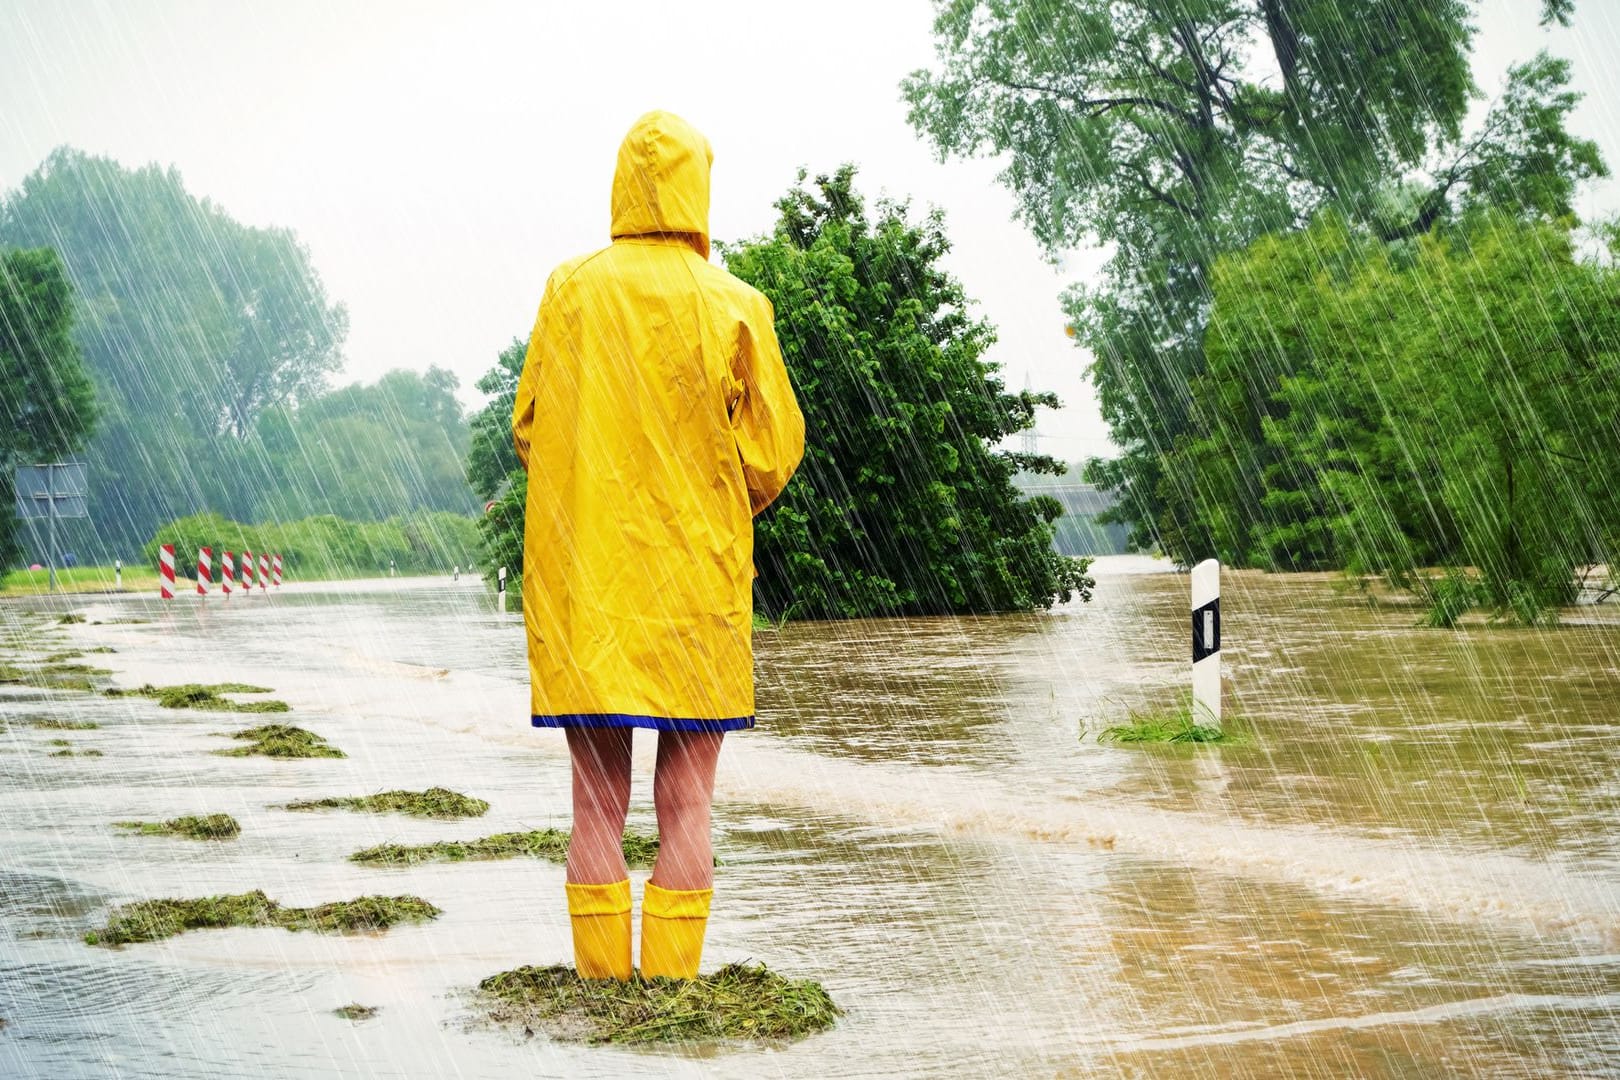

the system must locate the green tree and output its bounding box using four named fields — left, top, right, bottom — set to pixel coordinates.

left=1188, top=211, right=1620, bottom=620
left=723, top=167, right=1093, bottom=618
left=0, top=148, right=347, bottom=551
left=904, top=1, right=1603, bottom=561
left=0, top=247, right=97, bottom=562
left=465, top=337, right=526, bottom=602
